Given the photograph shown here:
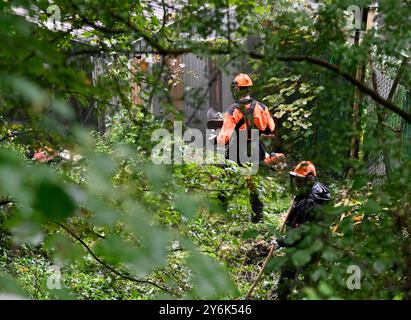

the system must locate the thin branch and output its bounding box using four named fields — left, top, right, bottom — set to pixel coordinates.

left=84, top=227, right=106, bottom=239
left=0, top=129, right=56, bottom=144
left=66, top=8, right=411, bottom=124
left=110, top=11, right=230, bottom=56
left=159, top=269, right=188, bottom=290
left=0, top=130, right=38, bottom=143
left=56, top=222, right=173, bottom=294
left=185, top=185, right=233, bottom=192
left=160, top=0, right=168, bottom=34
left=273, top=54, right=411, bottom=124
left=0, top=199, right=14, bottom=206
left=78, top=15, right=125, bottom=35
left=382, top=121, right=402, bottom=135
left=388, top=56, right=408, bottom=102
